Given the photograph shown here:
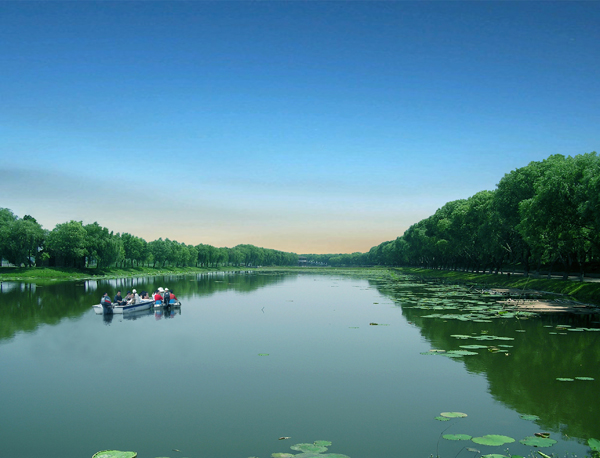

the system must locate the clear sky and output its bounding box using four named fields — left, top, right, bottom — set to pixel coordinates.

left=1, top=1, right=598, bottom=254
